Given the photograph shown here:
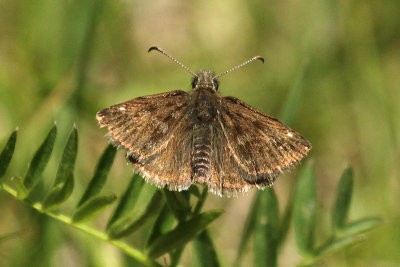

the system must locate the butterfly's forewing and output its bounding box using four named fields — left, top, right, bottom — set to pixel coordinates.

left=97, top=90, right=194, bottom=189
left=215, top=96, right=311, bottom=188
